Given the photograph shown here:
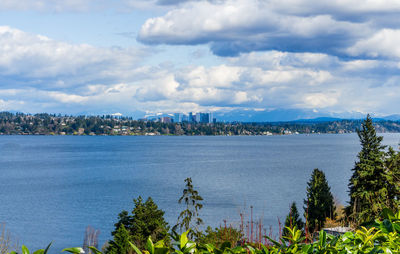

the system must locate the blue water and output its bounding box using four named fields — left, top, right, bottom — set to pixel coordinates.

left=0, top=134, right=399, bottom=252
